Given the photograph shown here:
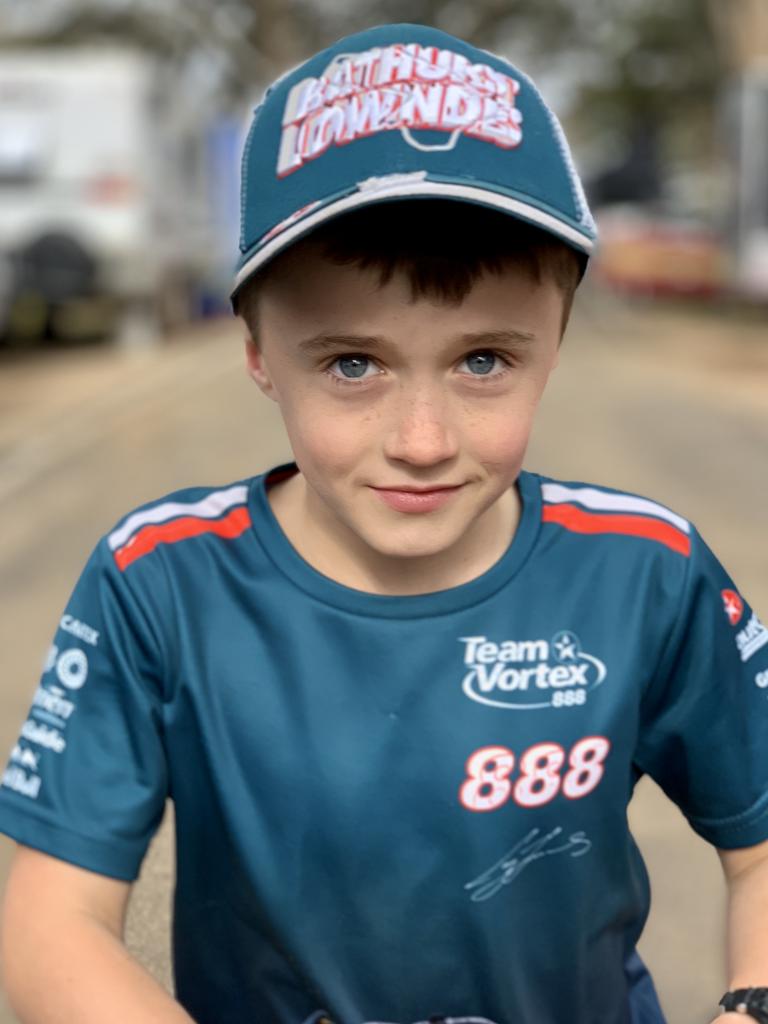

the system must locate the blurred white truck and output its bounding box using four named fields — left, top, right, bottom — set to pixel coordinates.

left=0, top=46, right=229, bottom=345
left=731, top=67, right=768, bottom=298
